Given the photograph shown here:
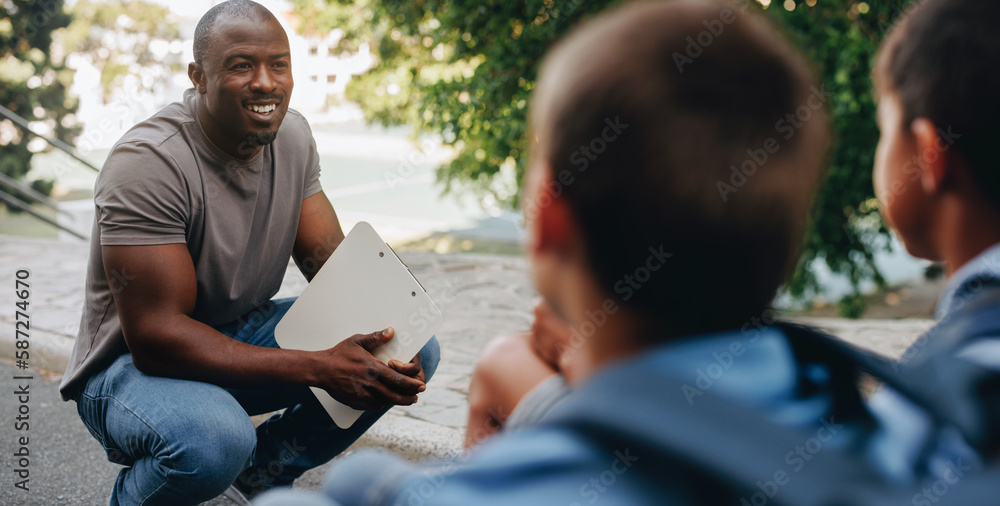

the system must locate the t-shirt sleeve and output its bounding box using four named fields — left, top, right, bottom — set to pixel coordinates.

left=95, top=142, right=189, bottom=246
left=302, top=119, right=323, bottom=200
